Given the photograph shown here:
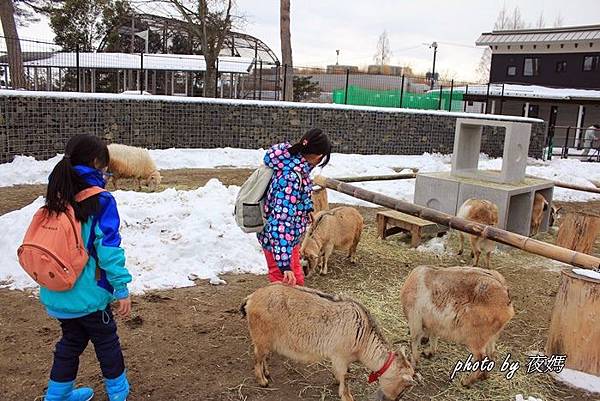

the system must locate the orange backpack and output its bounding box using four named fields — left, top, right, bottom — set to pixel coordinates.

left=17, top=187, right=106, bottom=291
